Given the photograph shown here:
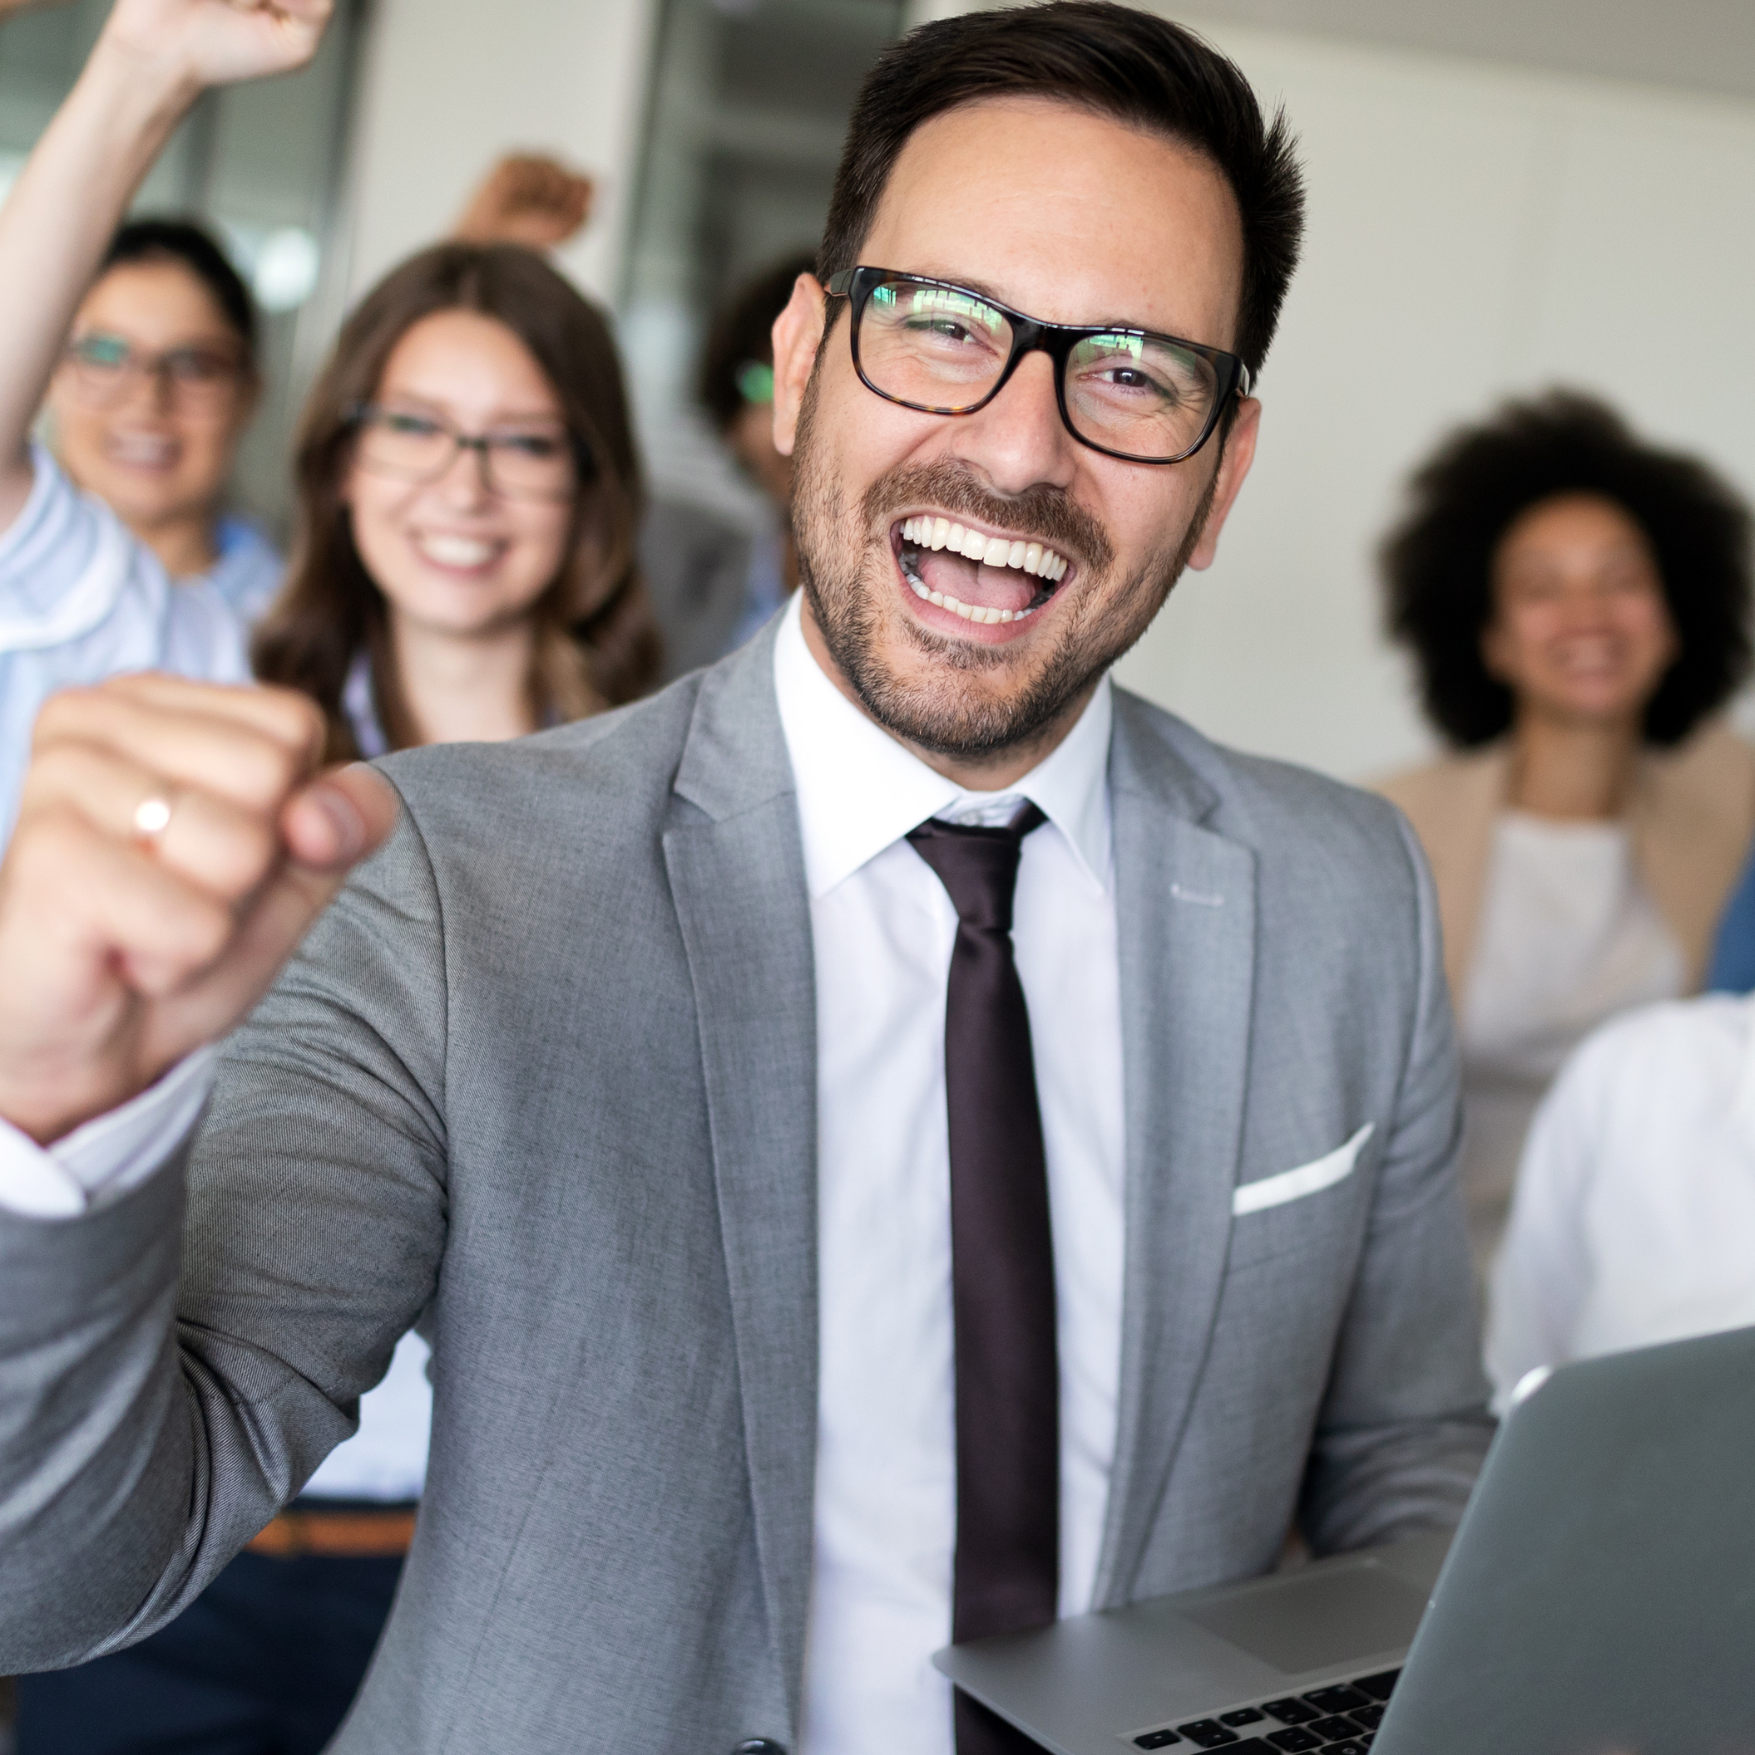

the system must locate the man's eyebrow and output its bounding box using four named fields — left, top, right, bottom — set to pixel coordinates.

left=912, top=269, right=1010, bottom=307
left=898, top=268, right=1166, bottom=339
